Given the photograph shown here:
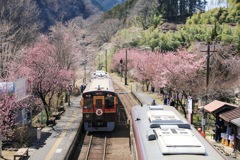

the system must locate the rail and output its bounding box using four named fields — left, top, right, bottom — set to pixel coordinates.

left=85, top=133, right=107, bottom=160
